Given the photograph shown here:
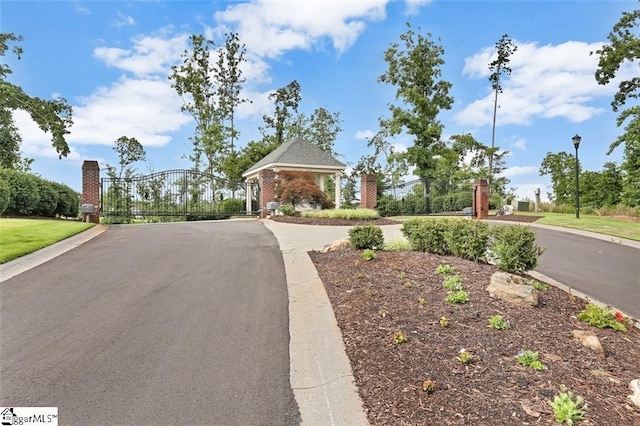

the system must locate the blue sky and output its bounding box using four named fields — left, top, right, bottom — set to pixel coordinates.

left=3, top=0, right=636, bottom=201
